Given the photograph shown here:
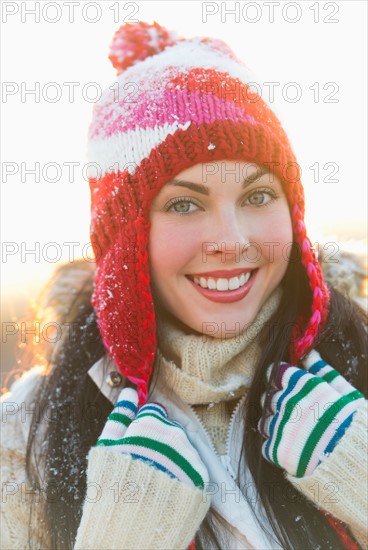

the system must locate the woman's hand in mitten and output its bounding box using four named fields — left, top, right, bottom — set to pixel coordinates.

left=258, top=350, right=364, bottom=478
left=95, top=387, right=209, bottom=490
